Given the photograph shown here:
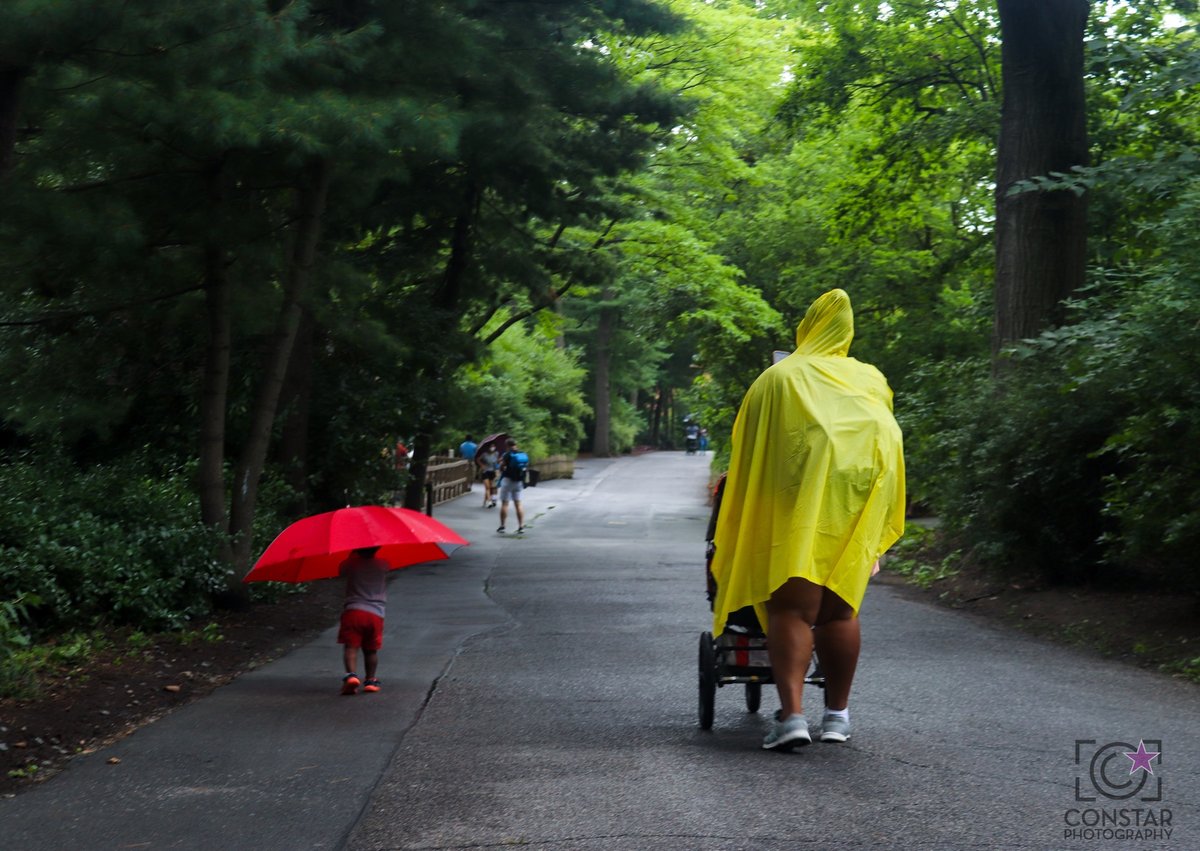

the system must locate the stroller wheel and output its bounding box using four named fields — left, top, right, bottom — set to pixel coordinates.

left=698, top=632, right=717, bottom=730
left=745, top=681, right=762, bottom=714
